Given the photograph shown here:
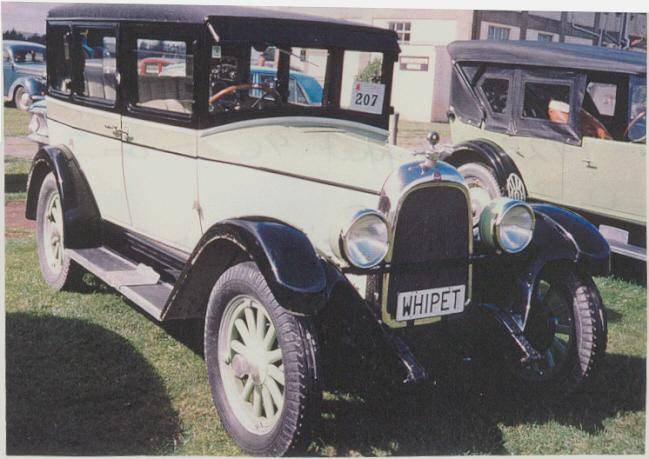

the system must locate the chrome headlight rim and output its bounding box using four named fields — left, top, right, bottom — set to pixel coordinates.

left=338, top=208, right=390, bottom=269
left=480, top=198, right=535, bottom=254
